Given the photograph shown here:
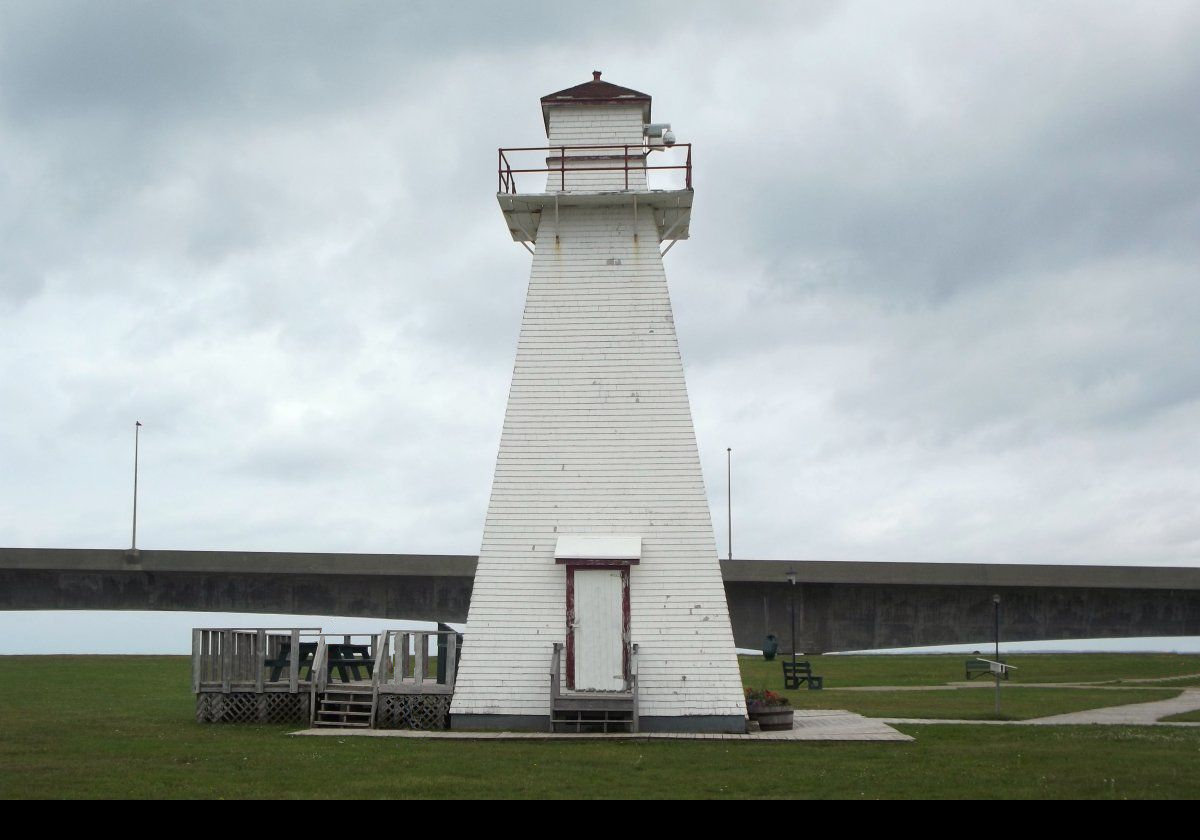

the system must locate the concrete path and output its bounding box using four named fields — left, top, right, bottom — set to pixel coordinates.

left=292, top=710, right=912, bottom=742
left=838, top=683, right=1160, bottom=692
left=882, top=688, right=1200, bottom=727
left=291, top=691, right=1200, bottom=740
left=839, top=679, right=1200, bottom=692
left=1025, top=688, right=1200, bottom=725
